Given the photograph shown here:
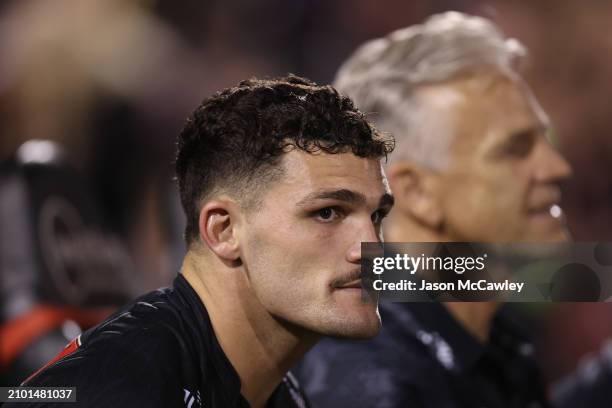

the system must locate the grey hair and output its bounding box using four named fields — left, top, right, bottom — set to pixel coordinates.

left=334, top=11, right=526, bottom=169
